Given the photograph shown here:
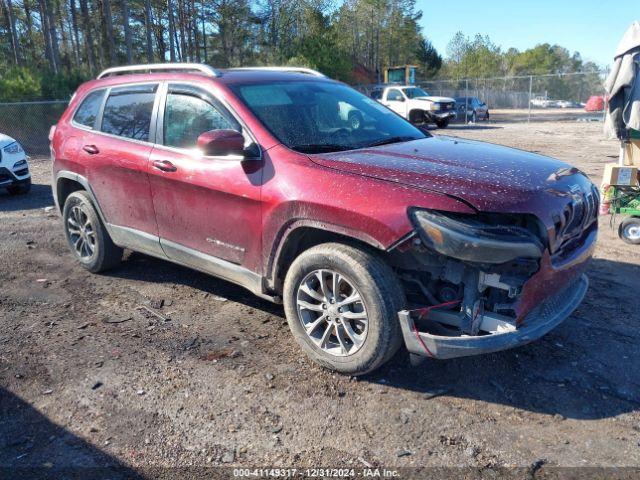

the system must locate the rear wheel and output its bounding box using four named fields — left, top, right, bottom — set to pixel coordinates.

left=435, top=118, right=450, bottom=128
left=7, top=178, right=31, bottom=195
left=62, top=191, right=123, bottom=273
left=619, top=217, right=640, bottom=245
left=283, top=243, right=404, bottom=375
